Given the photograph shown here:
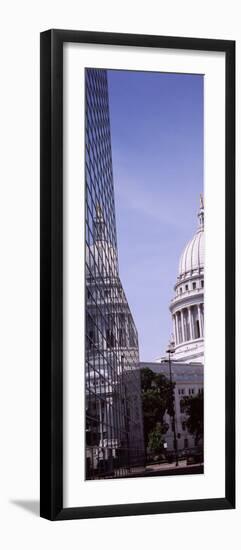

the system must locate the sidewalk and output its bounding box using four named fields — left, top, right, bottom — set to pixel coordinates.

left=125, top=460, right=204, bottom=478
